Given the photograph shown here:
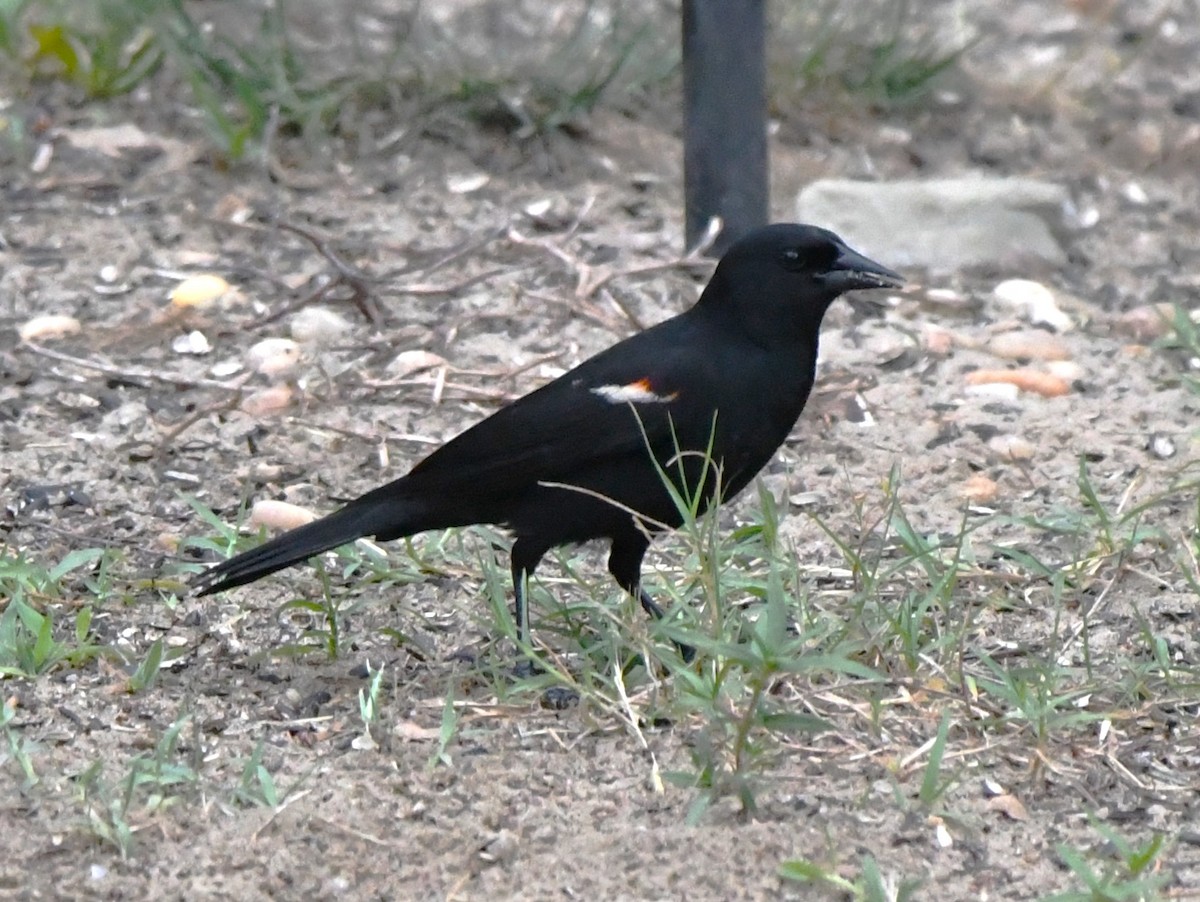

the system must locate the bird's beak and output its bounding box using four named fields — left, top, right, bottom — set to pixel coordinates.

left=821, top=245, right=904, bottom=292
